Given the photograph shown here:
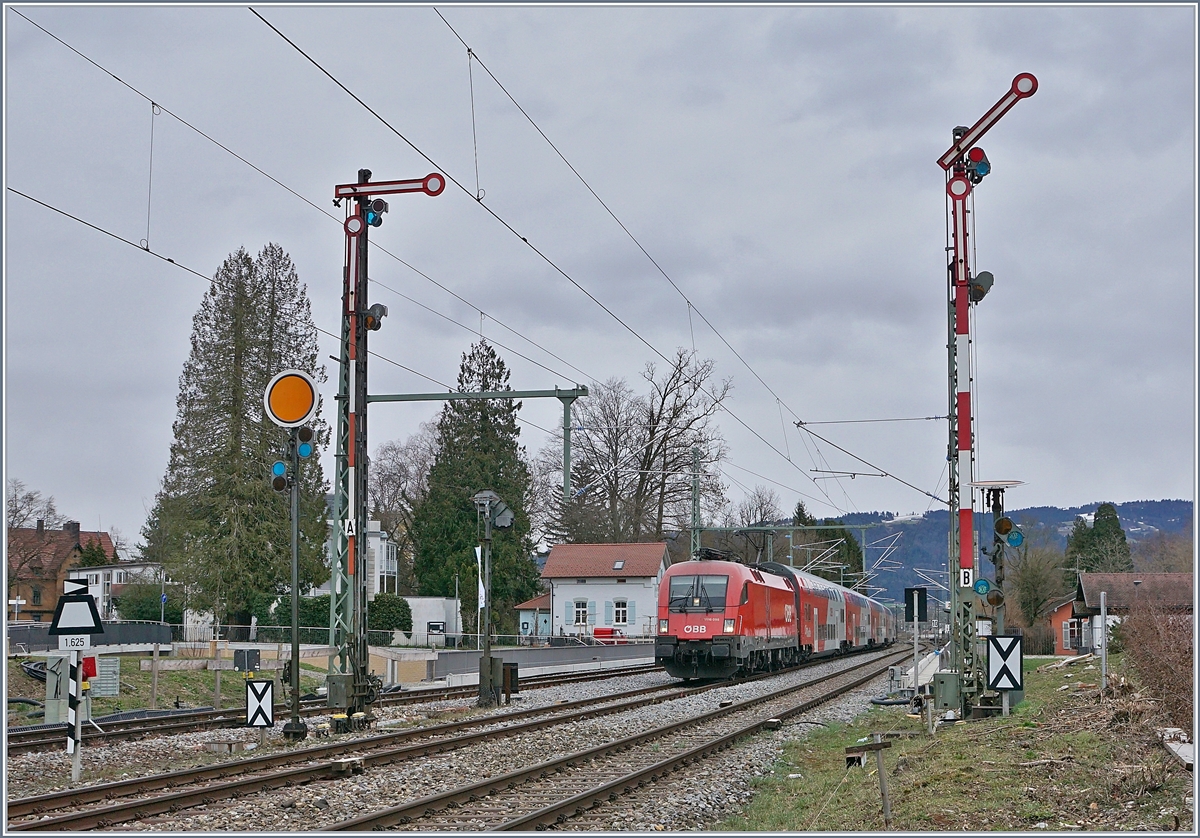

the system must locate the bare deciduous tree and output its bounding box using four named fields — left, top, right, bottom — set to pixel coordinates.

left=1005, top=518, right=1072, bottom=628
left=368, top=422, right=438, bottom=594
left=6, top=478, right=66, bottom=588
left=535, top=349, right=729, bottom=544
